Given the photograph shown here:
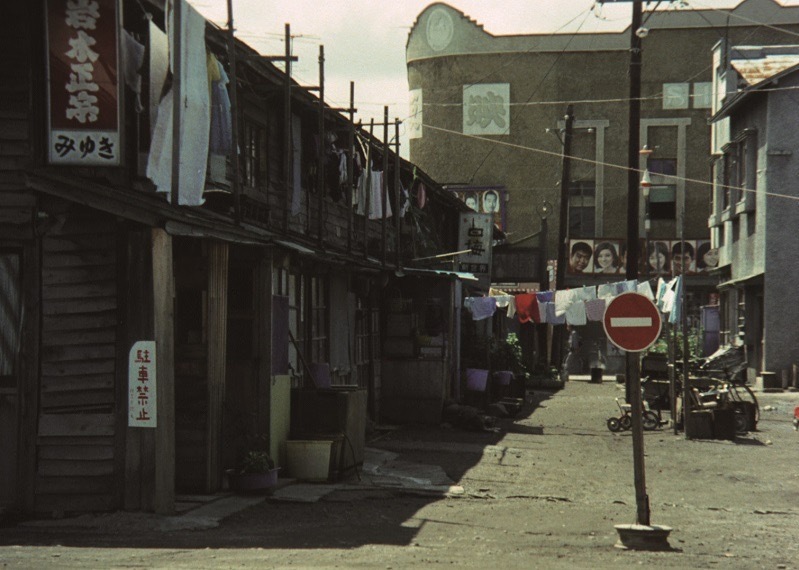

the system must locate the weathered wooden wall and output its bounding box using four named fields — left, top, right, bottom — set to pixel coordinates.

left=37, top=210, right=120, bottom=513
